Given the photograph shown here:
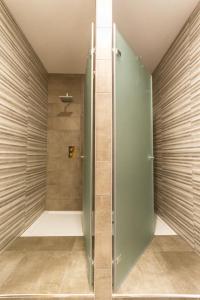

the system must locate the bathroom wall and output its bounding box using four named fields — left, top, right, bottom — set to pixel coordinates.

left=0, top=0, right=48, bottom=251
left=153, top=3, right=200, bottom=253
left=47, top=74, right=84, bottom=211
left=94, top=0, right=113, bottom=298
